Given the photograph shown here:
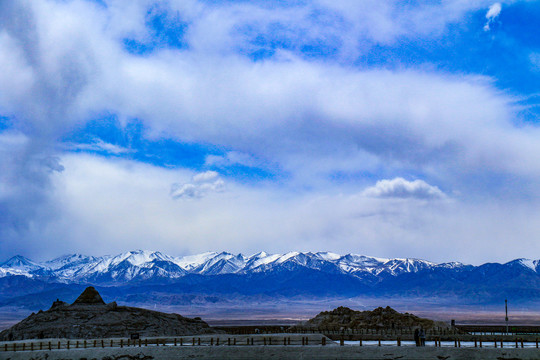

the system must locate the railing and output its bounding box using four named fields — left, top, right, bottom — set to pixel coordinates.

left=2, top=335, right=540, bottom=352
